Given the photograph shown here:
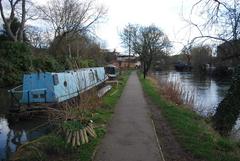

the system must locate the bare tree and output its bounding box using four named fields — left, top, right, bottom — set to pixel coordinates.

left=187, top=0, right=240, bottom=59
left=0, top=0, right=38, bottom=42
left=120, top=24, right=136, bottom=67
left=39, top=0, right=107, bottom=40
left=0, top=0, right=25, bottom=41
left=190, top=45, right=212, bottom=71
left=38, top=0, right=107, bottom=56
left=26, top=25, right=51, bottom=48
left=131, top=25, right=171, bottom=78
left=181, top=46, right=191, bottom=65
